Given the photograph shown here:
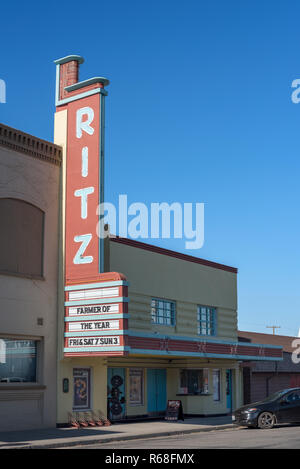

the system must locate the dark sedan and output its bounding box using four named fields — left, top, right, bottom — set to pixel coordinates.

left=232, top=388, right=300, bottom=429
